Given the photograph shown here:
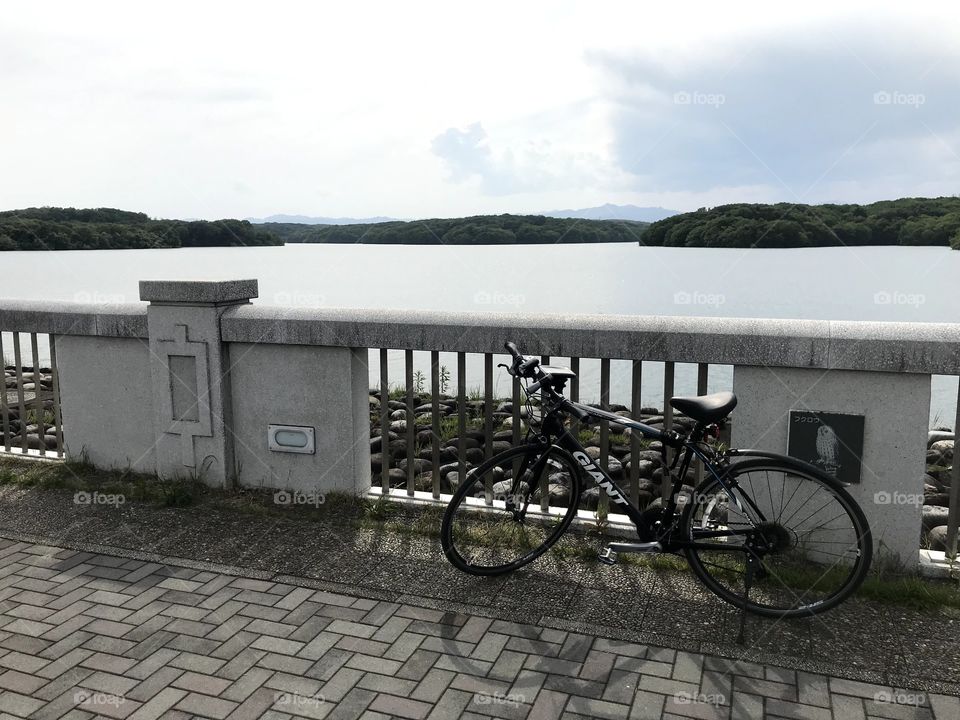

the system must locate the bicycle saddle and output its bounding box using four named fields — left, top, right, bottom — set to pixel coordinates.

left=669, top=391, right=737, bottom=424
